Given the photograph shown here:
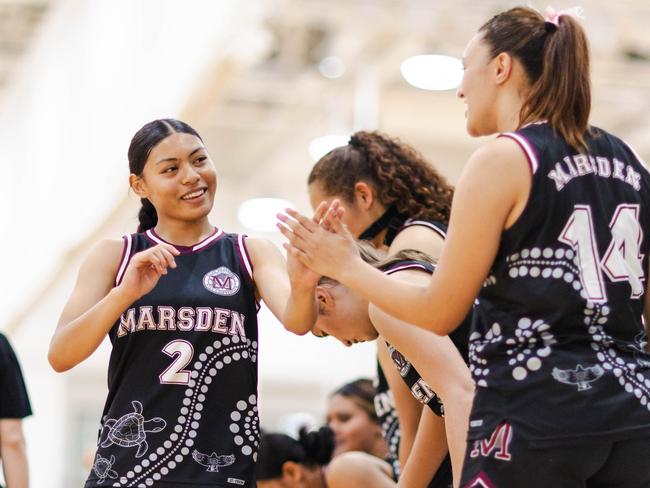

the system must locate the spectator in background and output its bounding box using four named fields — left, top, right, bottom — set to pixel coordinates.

left=0, top=332, right=31, bottom=488
left=326, top=379, right=389, bottom=460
